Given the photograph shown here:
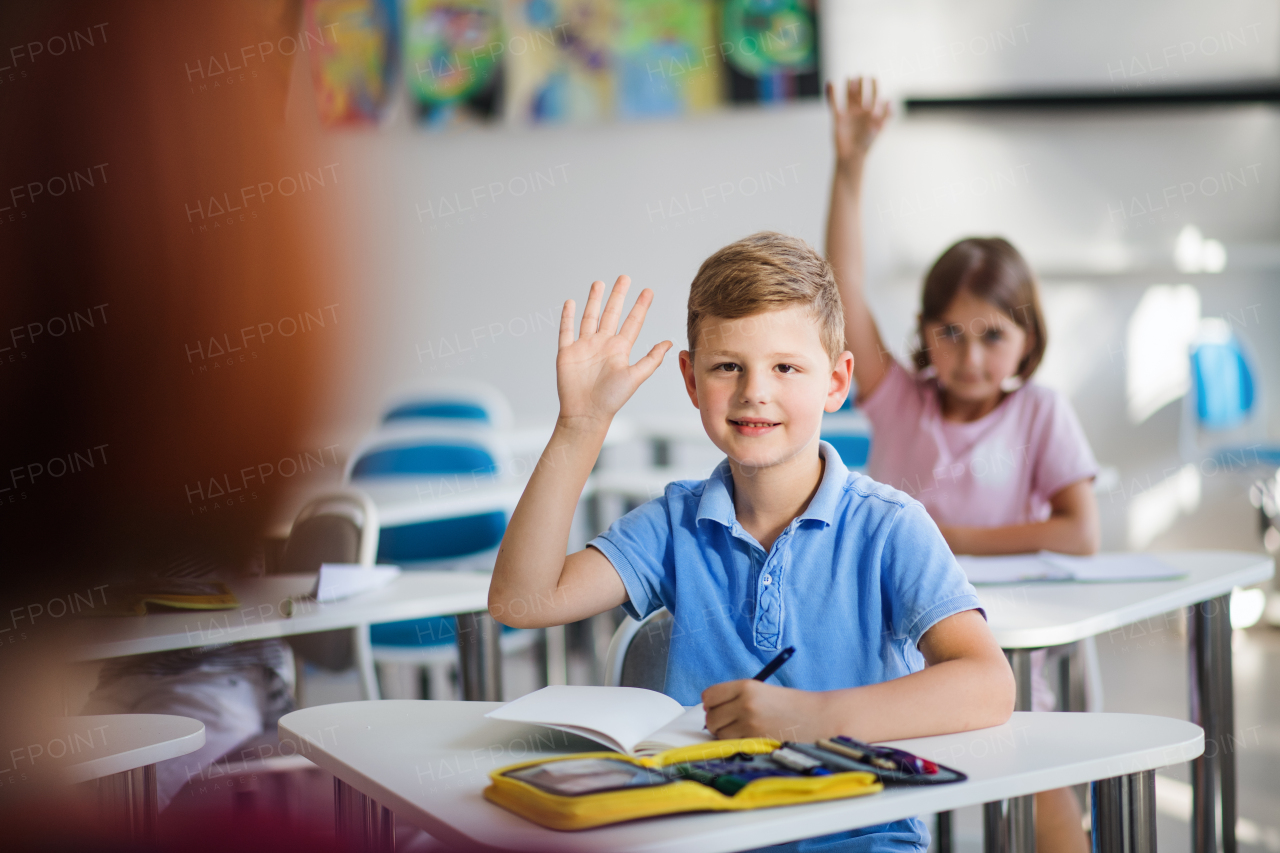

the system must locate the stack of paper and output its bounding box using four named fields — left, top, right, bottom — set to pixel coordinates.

left=957, top=552, right=1186, bottom=585
left=312, top=563, right=401, bottom=602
